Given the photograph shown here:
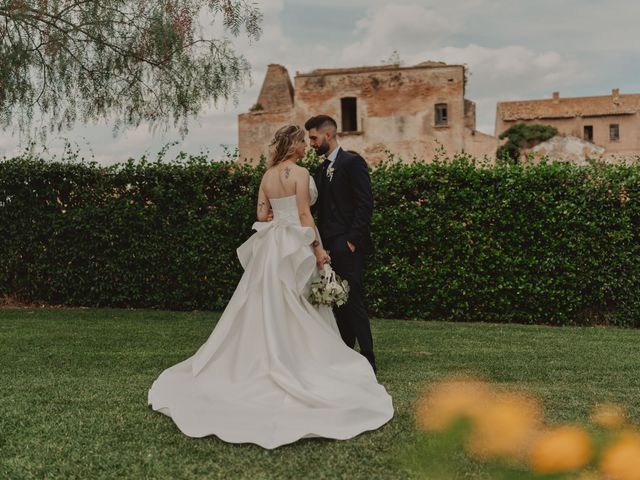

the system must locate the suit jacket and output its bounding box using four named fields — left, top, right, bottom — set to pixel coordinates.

left=313, top=148, right=374, bottom=255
